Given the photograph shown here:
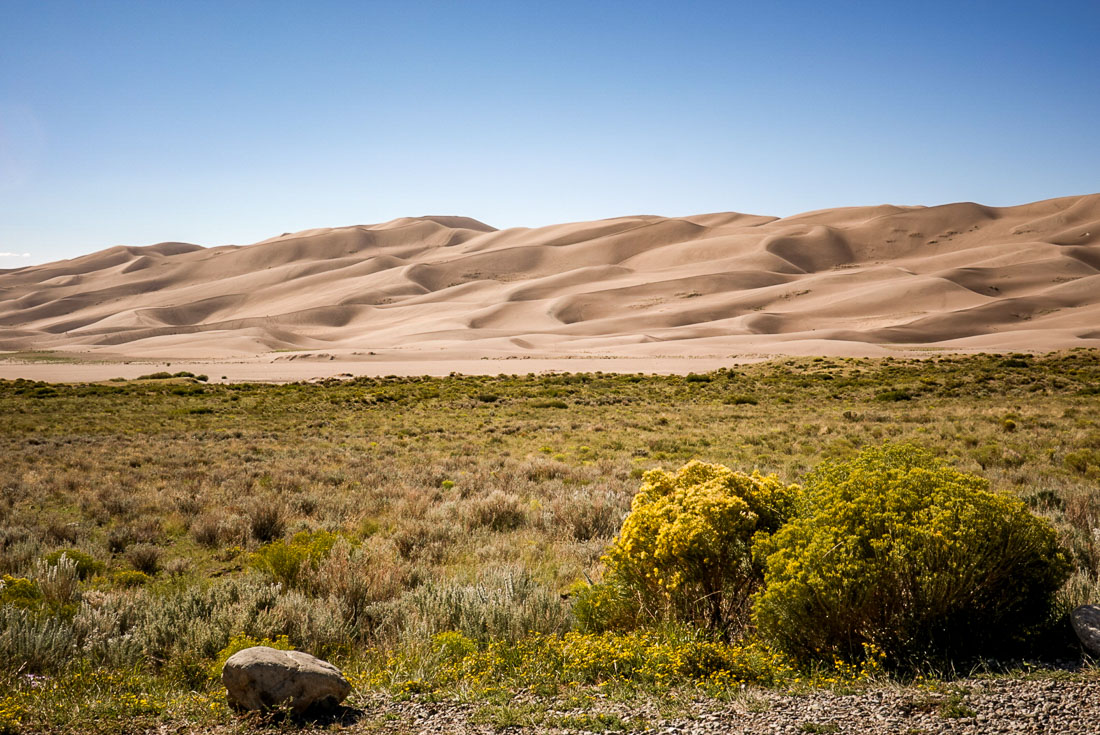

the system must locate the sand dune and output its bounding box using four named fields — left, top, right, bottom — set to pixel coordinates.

left=2, top=195, right=1099, bottom=363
